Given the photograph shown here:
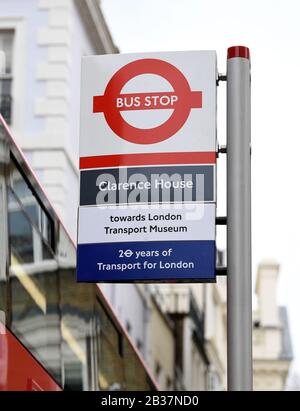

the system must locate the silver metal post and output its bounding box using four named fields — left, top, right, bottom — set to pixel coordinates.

left=226, top=46, right=253, bottom=391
